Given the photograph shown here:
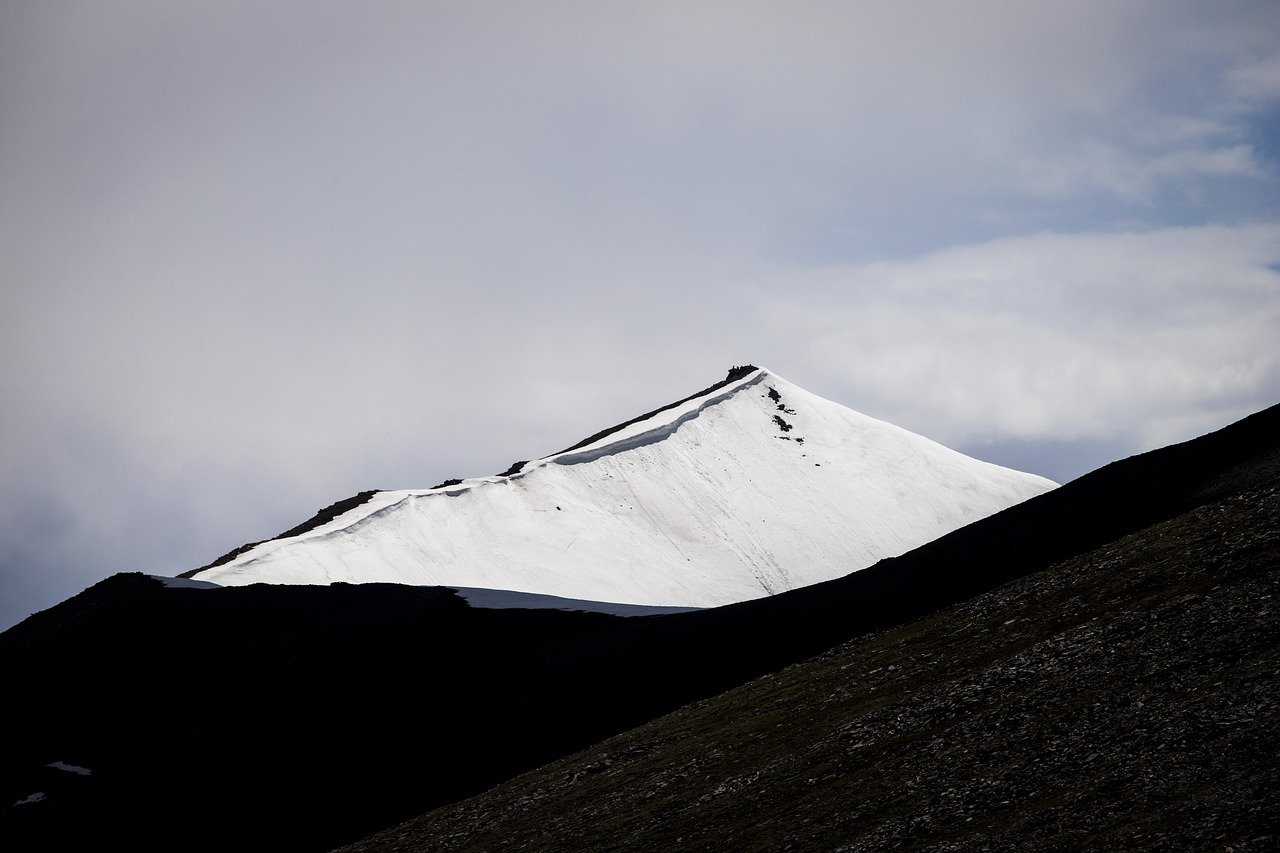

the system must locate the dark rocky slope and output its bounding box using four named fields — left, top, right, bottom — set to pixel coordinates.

left=1, top=402, right=1277, bottom=852
left=345, top=482, right=1280, bottom=852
